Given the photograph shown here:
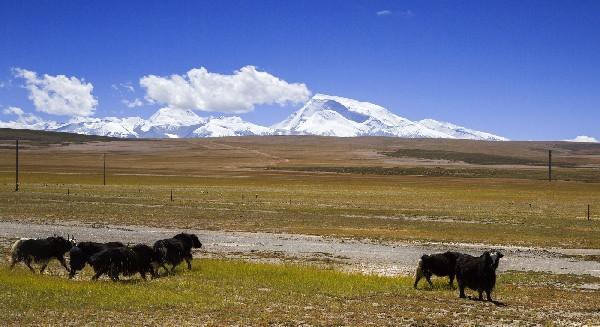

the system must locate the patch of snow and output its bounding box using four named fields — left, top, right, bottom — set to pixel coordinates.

left=564, top=135, right=598, bottom=143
